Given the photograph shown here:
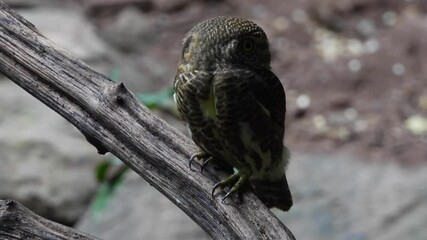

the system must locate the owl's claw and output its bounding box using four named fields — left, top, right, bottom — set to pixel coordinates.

left=212, top=181, right=223, bottom=198
left=222, top=191, right=233, bottom=203
left=189, top=152, right=210, bottom=171
left=200, top=156, right=213, bottom=173
left=212, top=170, right=250, bottom=201
left=188, top=154, right=198, bottom=170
